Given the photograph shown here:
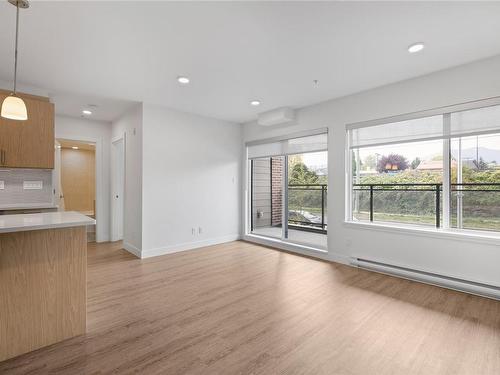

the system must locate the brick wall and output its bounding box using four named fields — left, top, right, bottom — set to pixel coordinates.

left=271, top=157, right=283, bottom=226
